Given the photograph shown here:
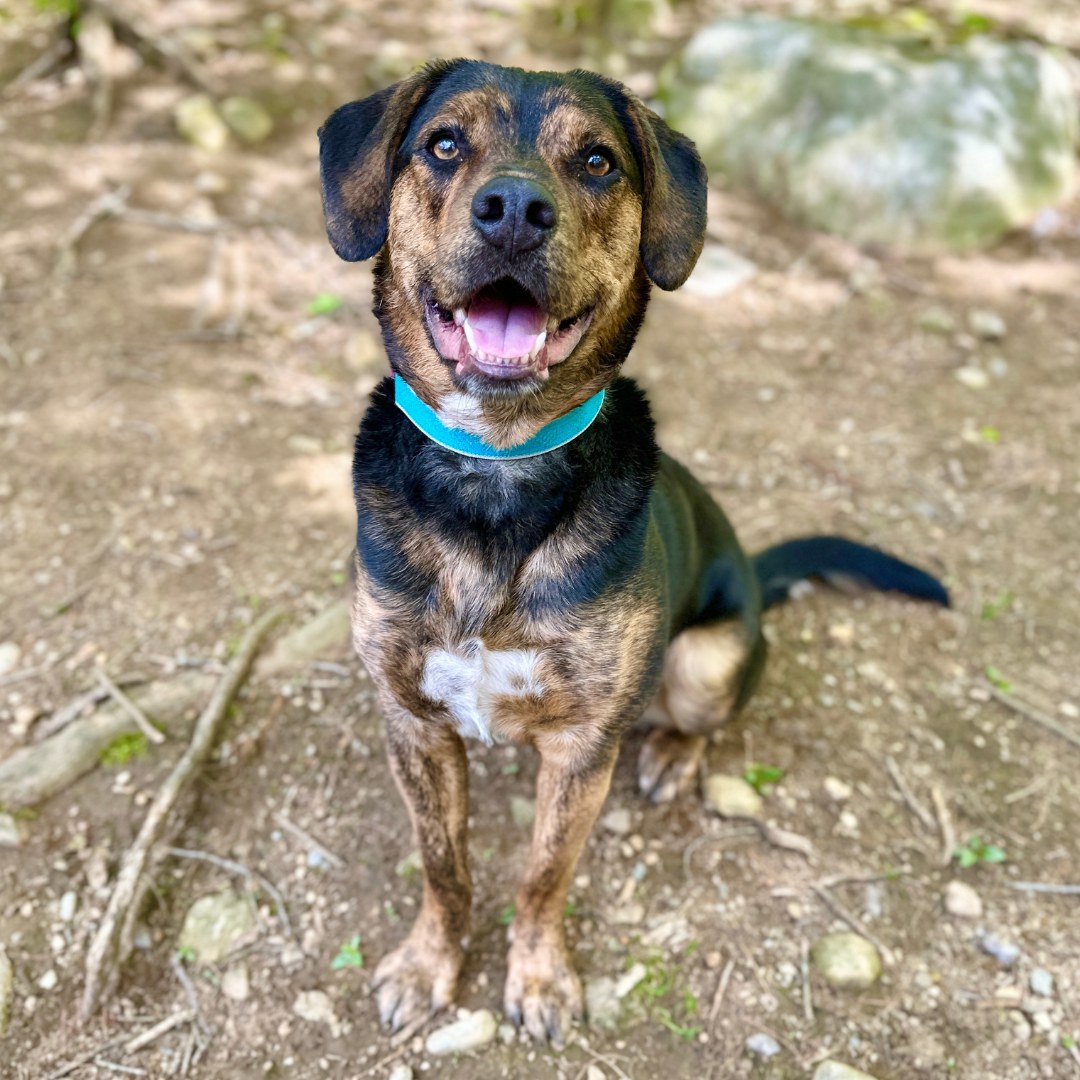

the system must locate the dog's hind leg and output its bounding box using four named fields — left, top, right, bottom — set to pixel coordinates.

left=638, top=619, right=758, bottom=803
